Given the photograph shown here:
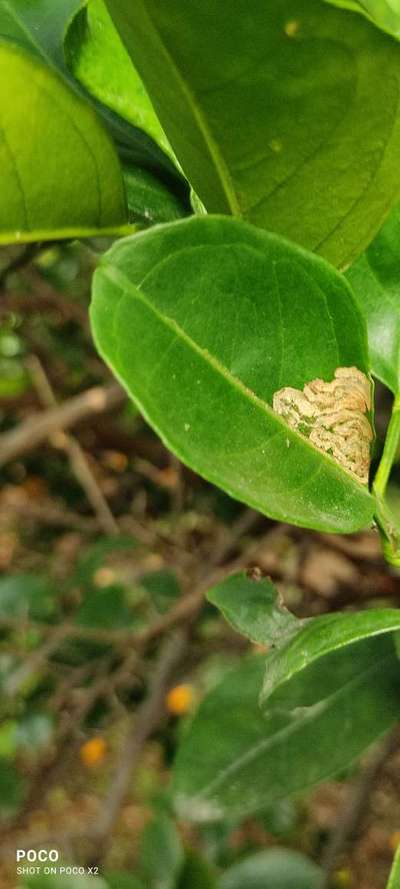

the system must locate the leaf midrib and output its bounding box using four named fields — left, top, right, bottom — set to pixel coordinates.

left=133, top=0, right=240, bottom=217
